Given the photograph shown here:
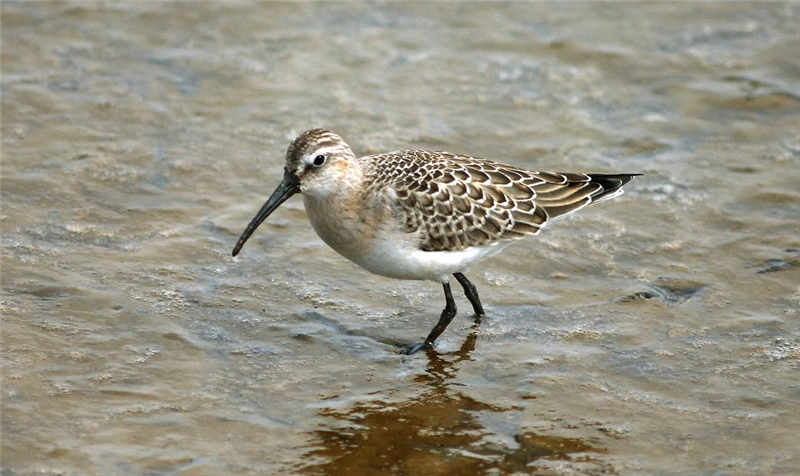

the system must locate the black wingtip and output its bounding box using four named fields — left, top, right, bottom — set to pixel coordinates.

left=591, top=173, right=642, bottom=187
left=584, top=173, right=641, bottom=203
